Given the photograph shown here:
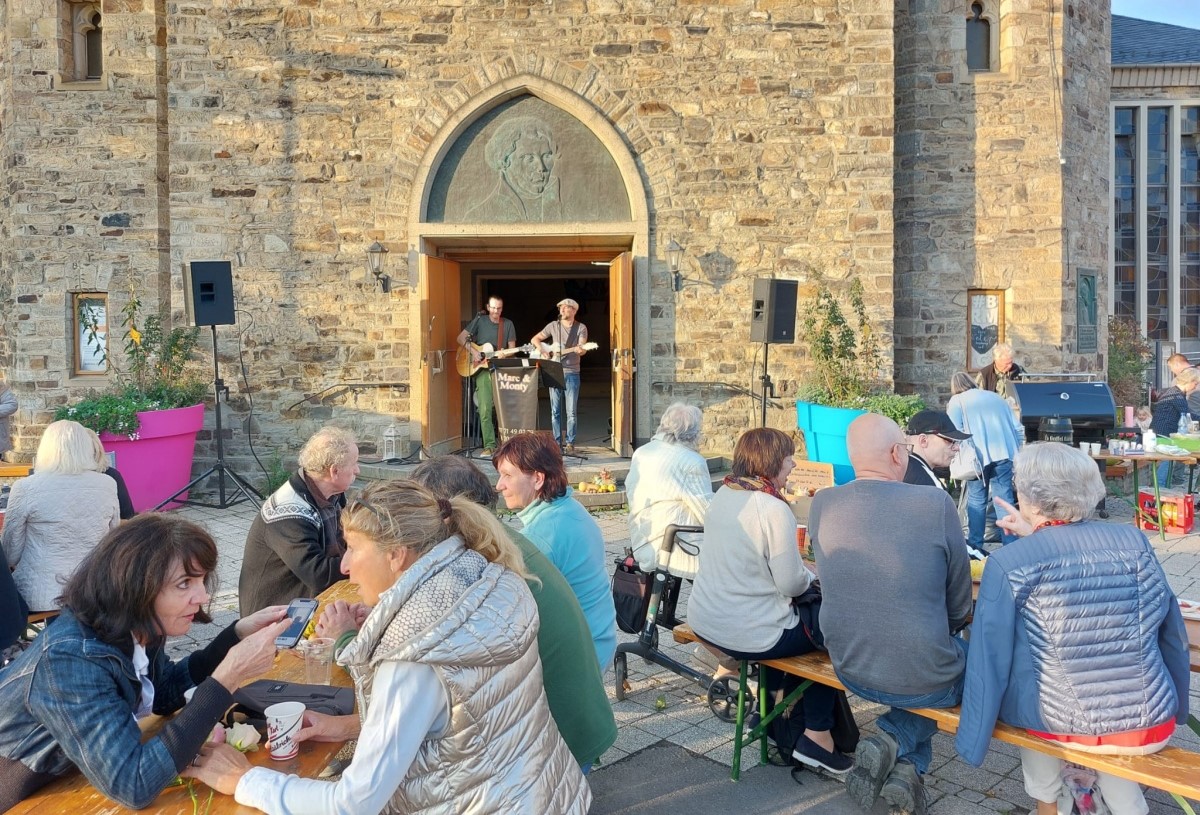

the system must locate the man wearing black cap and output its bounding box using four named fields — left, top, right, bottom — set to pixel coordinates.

left=904, top=410, right=987, bottom=560
left=903, top=410, right=971, bottom=489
